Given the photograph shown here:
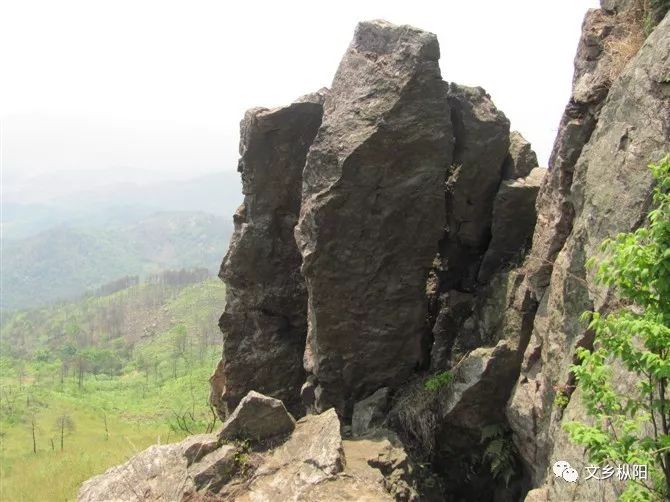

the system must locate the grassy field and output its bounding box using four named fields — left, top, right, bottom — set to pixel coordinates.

left=0, top=279, right=226, bottom=501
